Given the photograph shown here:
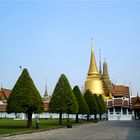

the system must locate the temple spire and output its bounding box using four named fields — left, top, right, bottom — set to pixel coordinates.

left=137, top=92, right=139, bottom=97
left=87, top=38, right=99, bottom=77
left=99, top=49, right=102, bottom=79
left=44, top=81, right=48, bottom=97
left=103, top=59, right=109, bottom=79
left=85, top=38, right=106, bottom=99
